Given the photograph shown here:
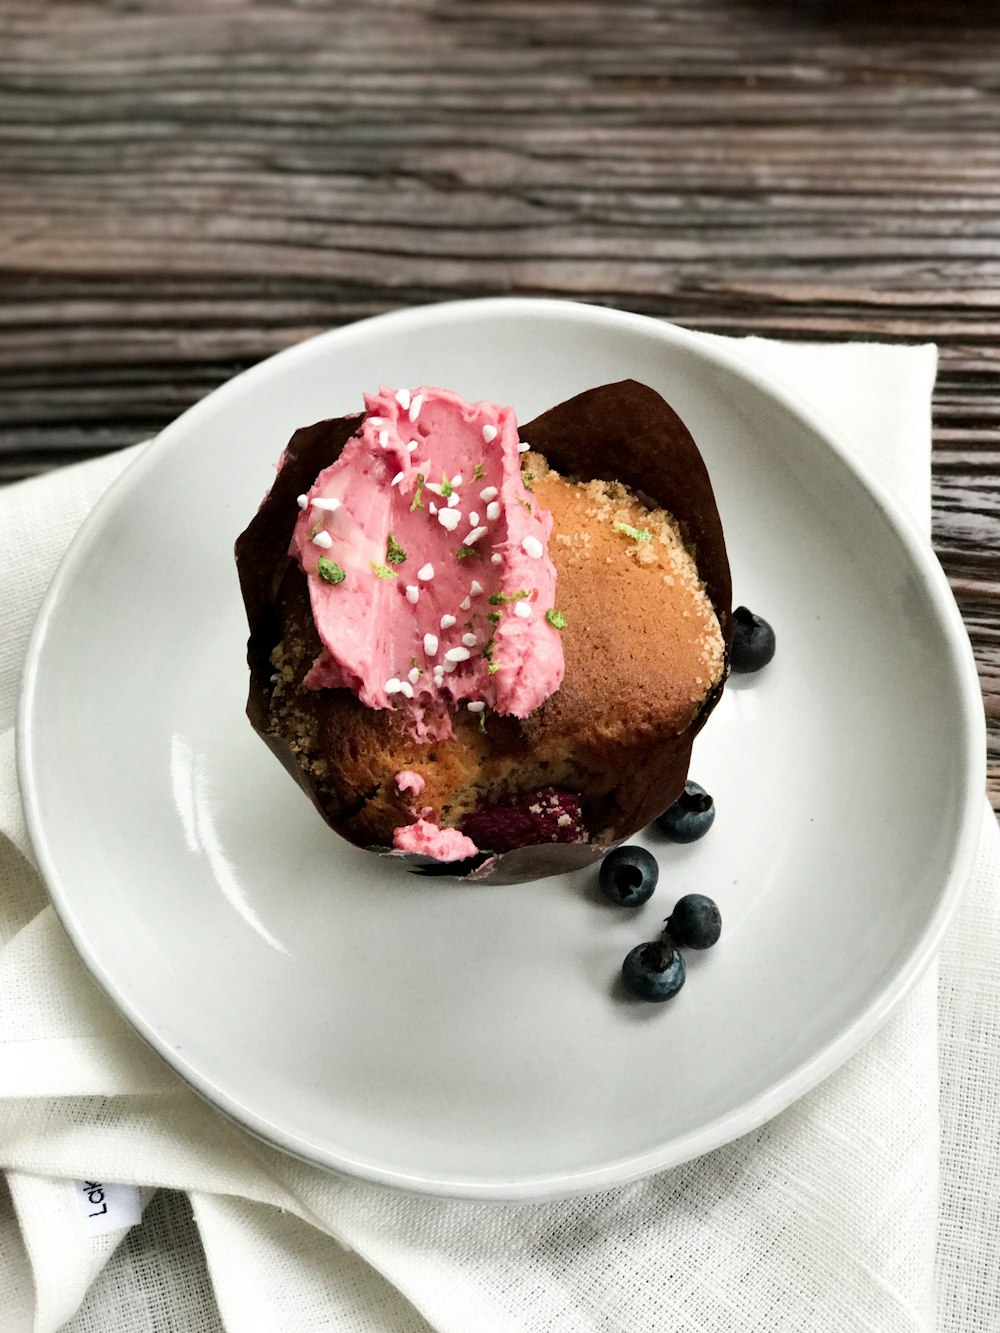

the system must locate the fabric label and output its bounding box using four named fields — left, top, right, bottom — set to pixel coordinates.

left=74, top=1180, right=142, bottom=1235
